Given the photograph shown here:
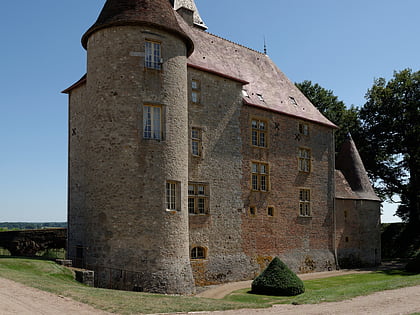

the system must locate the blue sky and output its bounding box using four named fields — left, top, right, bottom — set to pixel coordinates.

left=1, top=0, right=418, bottom=222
